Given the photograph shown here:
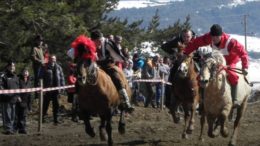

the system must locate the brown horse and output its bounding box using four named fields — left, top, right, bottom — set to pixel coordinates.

left=169, top=54, right=200, bottom=139
left=77, top=59, right=131, bottom=146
